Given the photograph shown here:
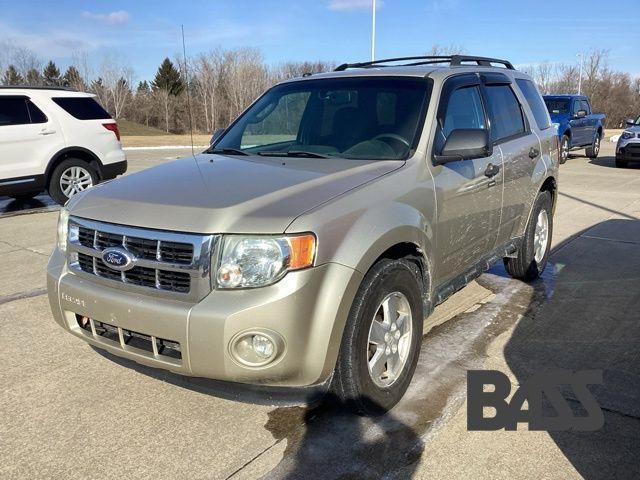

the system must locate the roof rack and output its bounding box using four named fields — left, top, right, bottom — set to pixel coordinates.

left=0, top=86, right=75, bottom=91
left=334, top=55, right=515, bottom=72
